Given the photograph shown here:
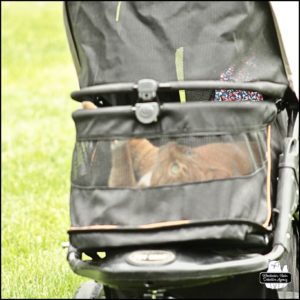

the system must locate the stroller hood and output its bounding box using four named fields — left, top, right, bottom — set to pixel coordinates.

left=64, top=1, right=295, bottom=99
